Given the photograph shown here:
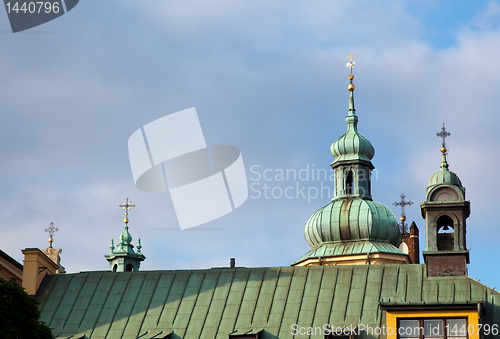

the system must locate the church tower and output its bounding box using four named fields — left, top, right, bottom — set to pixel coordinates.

left=420, top=125, right=470, bottom=277
left=292, top=55, right=410, bottom=266
left=105, top=198, right=145, bottom=272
